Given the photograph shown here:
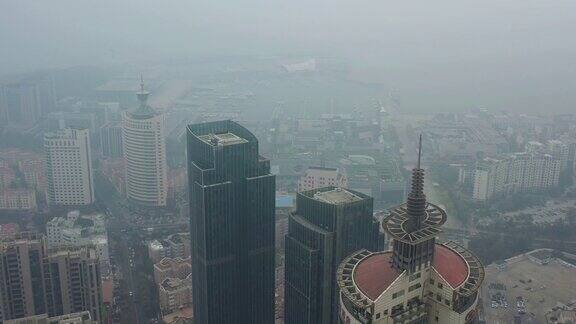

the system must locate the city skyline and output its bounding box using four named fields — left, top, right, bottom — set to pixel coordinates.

left=2, top=3, right=576, bottom=321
